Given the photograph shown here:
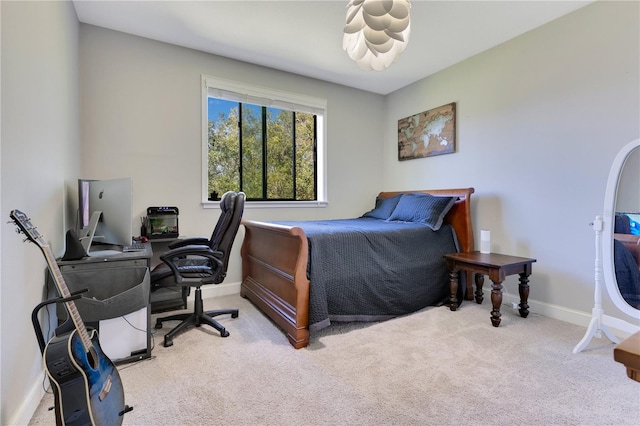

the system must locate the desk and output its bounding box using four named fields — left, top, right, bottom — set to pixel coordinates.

left=55, top=243, right=153, bottom=364
left=148, top=237, right=191, bottom=313
left=59, top=243, right=153, bottom=267
left=614, top=331, right=640, bottom=382
left=444, top=251, right=537, bottom=327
